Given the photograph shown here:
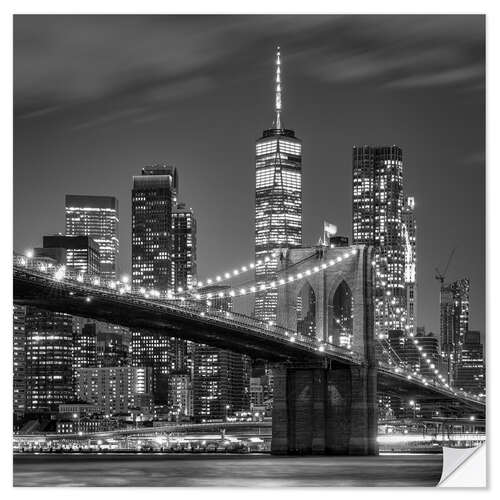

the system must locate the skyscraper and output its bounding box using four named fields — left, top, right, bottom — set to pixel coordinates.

left=65, top=195, right=119, bottom=280
left=352, top=145, right=405, bottom=337
left=440, top=278, right=470, bottom=384
left=254, top=47, right=302, bottom=322
left=172, top=202, right=197, bottom=292
left=25, top=306, right=74, bottom=414
left=131, top=165, right=177, bottom=403
left=171, top=202, right=197, bottom=377
left=65, top=195, right=129, bottom=369
left=22, top=249, right=75, bottom=415
left=402, top=196, right=417, bottom=336
left=132, top=165, right=177, bottom=290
